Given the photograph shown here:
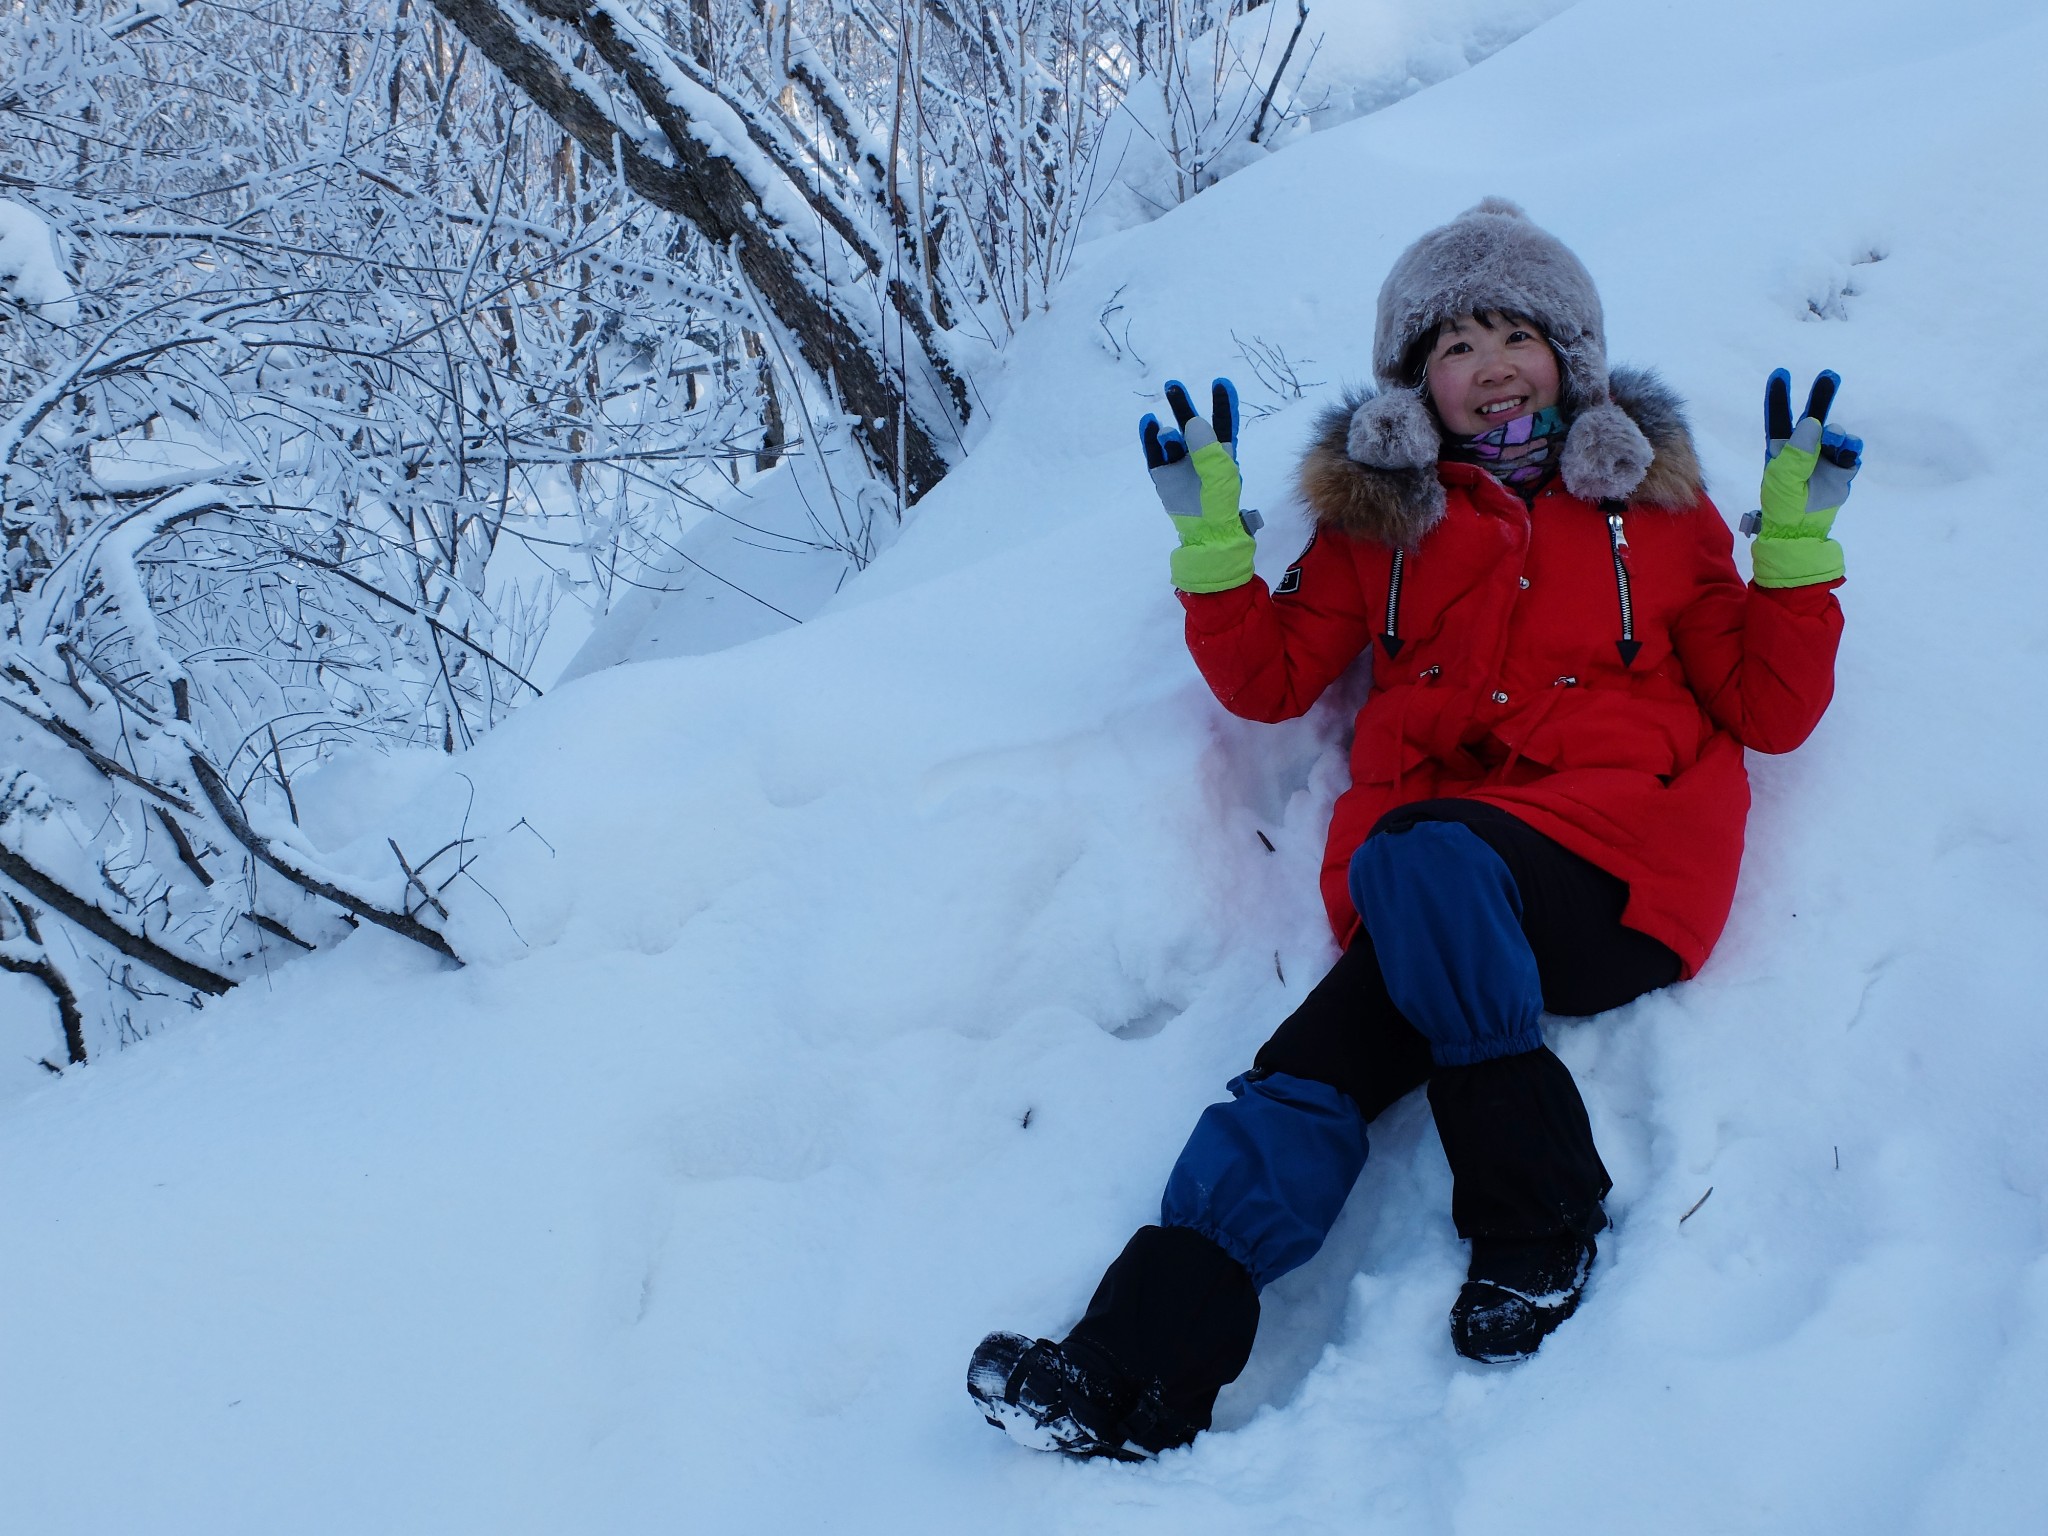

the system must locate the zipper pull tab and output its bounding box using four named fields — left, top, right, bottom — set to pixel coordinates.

left=1607, top=508, right=1629, bottom=552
